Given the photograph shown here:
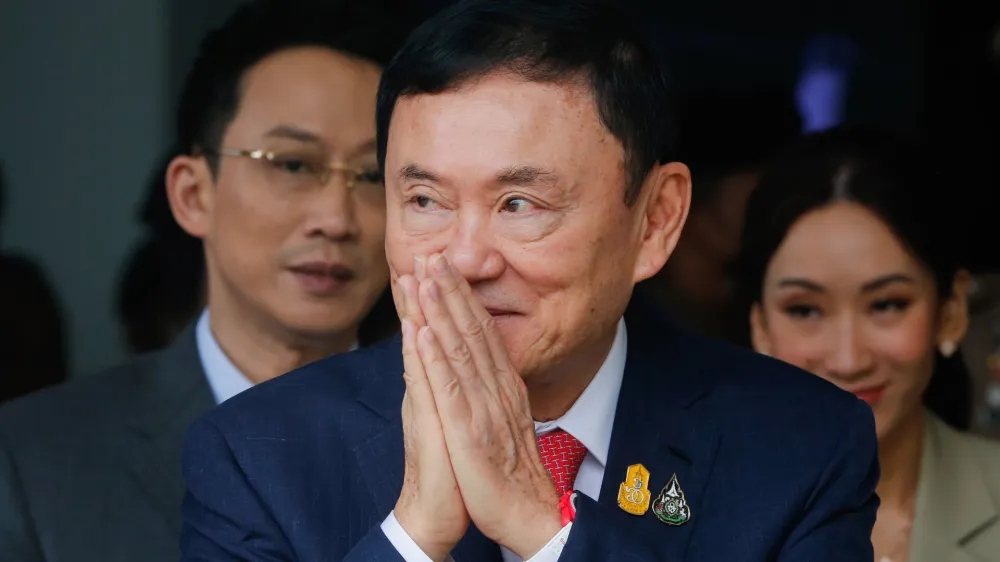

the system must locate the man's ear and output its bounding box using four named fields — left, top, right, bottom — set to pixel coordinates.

left=165, top=154, right=214, bottom=239
left=632, top=161, right=692, bottom=283
left=936, top=269, right=972, bottom=355
left=750, top=303, right=773, bottom=356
